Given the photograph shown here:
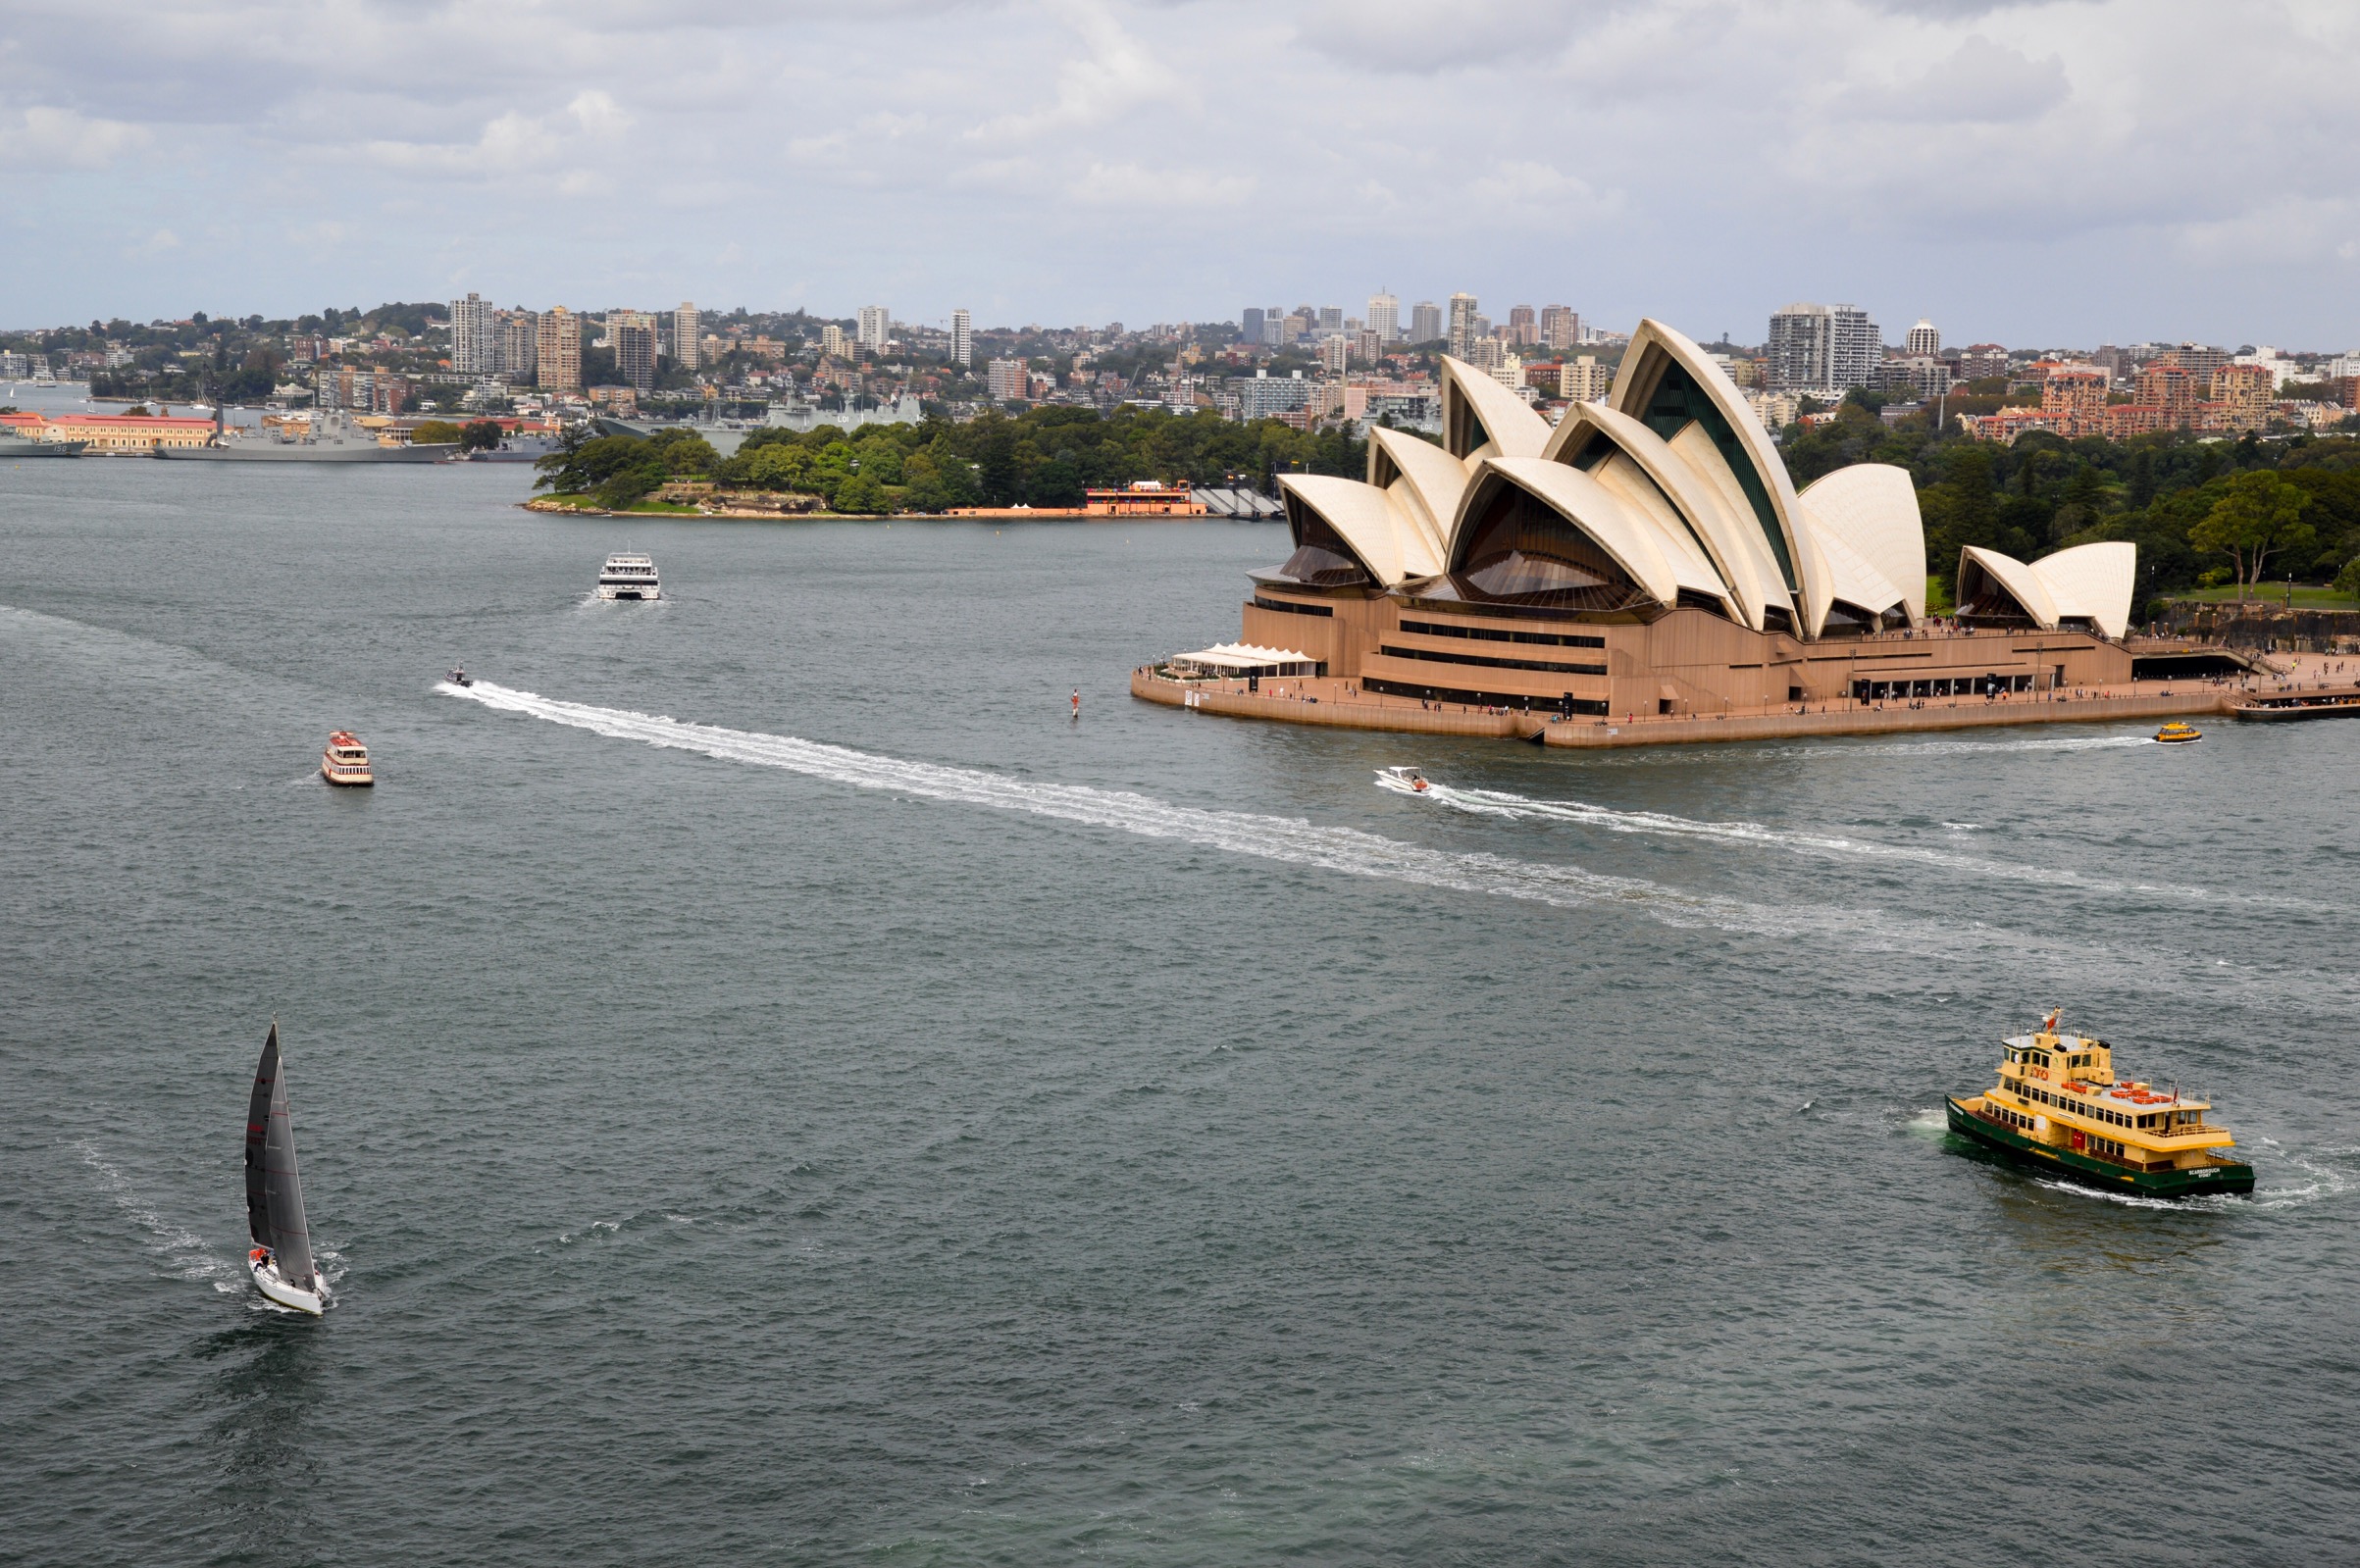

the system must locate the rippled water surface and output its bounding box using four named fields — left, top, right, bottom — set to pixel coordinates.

left=4, top=460, right=2356, bottom=1565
